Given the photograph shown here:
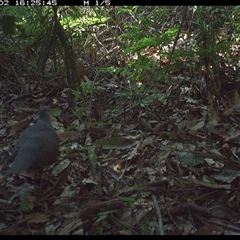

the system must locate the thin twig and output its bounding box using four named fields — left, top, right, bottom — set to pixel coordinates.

left=165, top=6, right=188, bottom=74
left=152, top=195, right=164, bottom=235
